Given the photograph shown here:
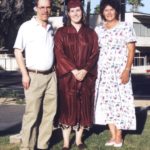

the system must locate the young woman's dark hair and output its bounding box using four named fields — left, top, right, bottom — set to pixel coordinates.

left=100, top=0, right=120, bottom=21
